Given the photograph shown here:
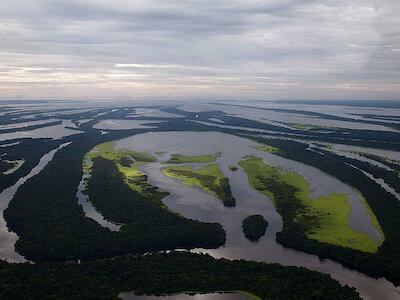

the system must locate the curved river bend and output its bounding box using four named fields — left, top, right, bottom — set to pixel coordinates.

left=114, top=131, right=400, bottom=300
